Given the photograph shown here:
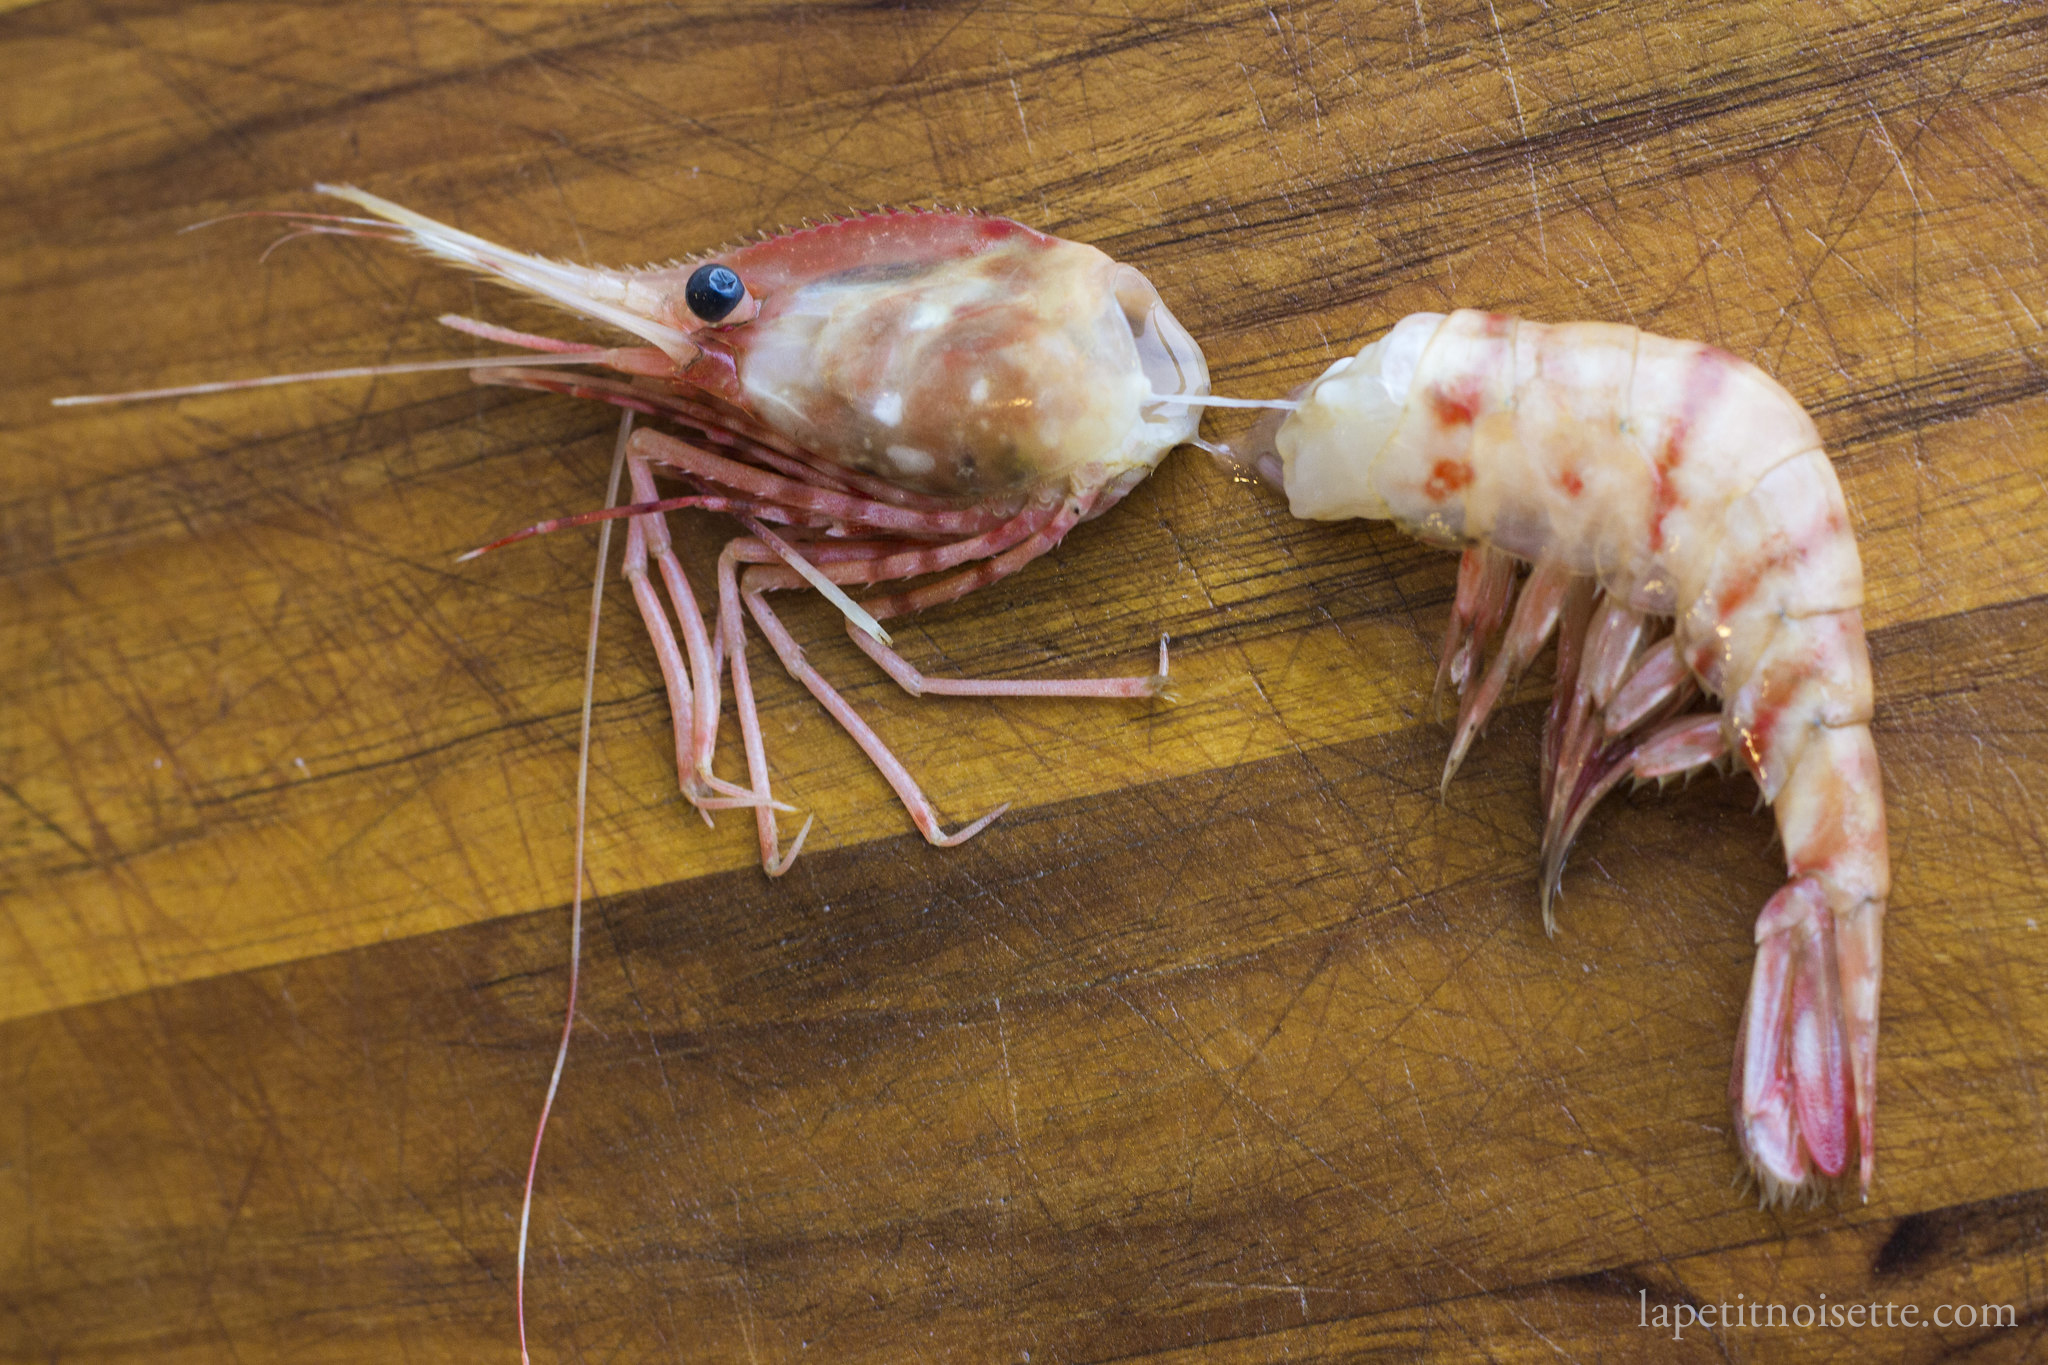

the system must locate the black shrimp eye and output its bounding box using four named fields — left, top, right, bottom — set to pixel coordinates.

left=685, top=264, right=749, bottom=323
